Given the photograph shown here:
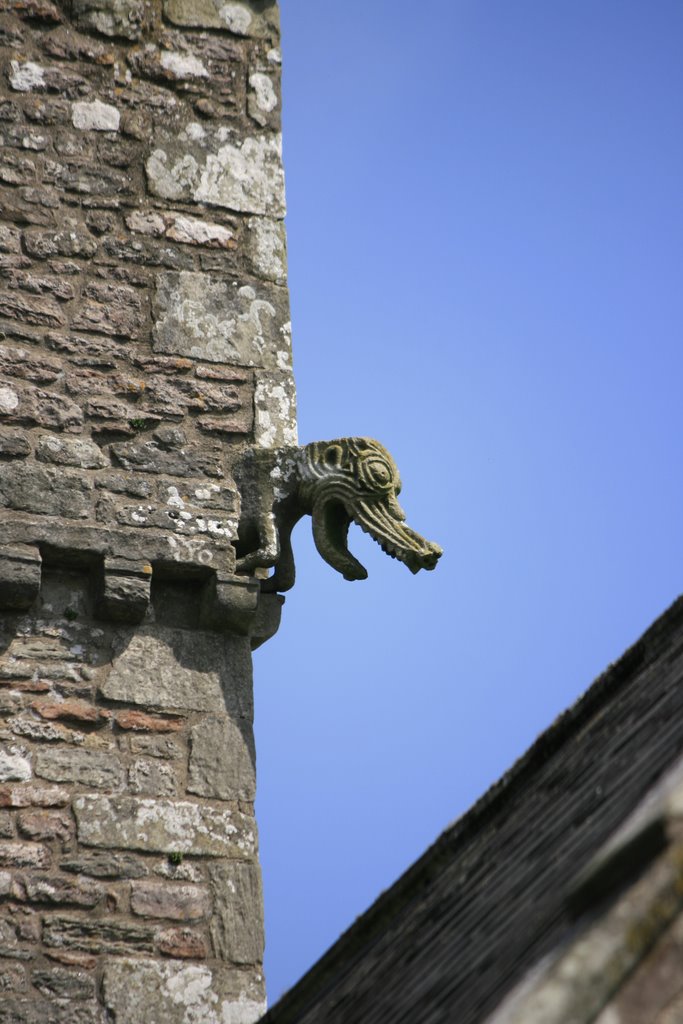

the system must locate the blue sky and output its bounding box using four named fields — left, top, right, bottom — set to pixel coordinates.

left=254, top=1, right=683, bottom=1003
